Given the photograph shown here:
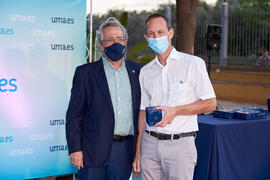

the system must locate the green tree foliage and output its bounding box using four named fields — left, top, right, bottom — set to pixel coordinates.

left=238, top=0, right=270, bottom=11
left=88, top=1, right=269, bottom=65
left=120, top=11, right=128, bottom=27
left=194, top=0, right=270, bottom=65
left=90, top=4, right=176, bottom=64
